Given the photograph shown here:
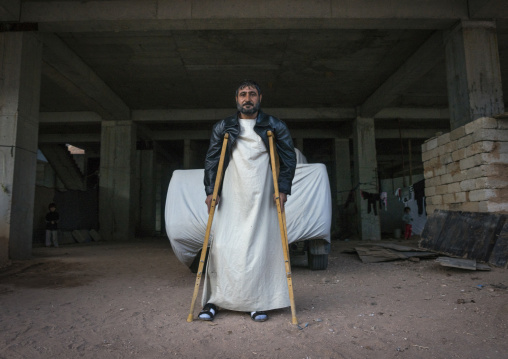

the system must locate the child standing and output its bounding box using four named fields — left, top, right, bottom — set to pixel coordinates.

left=45, top=203, right=59, bottom=247
left=402, top=206, right=413, bottom=240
